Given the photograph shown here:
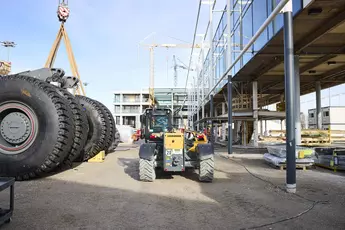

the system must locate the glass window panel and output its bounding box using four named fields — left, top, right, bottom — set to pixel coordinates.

left=234, top=23, right=241, bottom=51
left=272, top=0, right=283, bottom=34
left=242, top=53, right=253, bottom=67
left=267, top=0, right=274, bottom=40
left=293, top=0, right=302, bottom=16
left=253, top=0, right=268, bottom=52
left=242, top=3, right=253, bottom=53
